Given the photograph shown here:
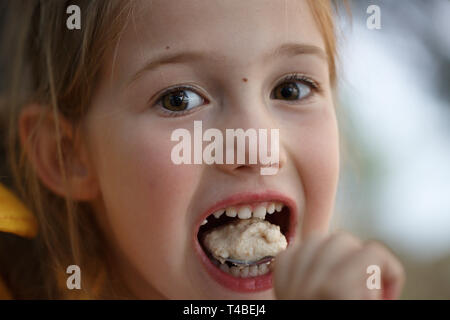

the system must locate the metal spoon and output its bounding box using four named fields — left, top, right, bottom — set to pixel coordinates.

left=222, top=256, right=274, bottom=267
